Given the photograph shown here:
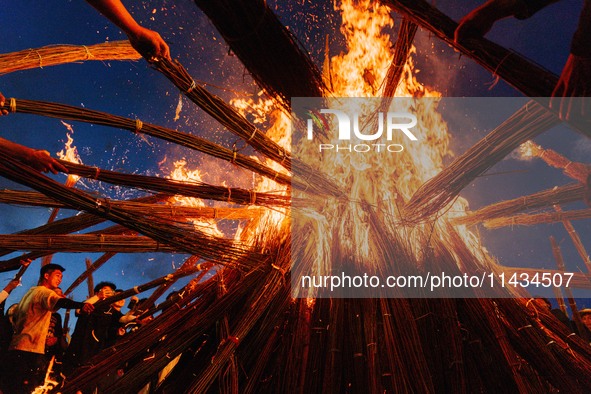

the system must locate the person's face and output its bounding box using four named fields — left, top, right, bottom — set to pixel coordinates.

left=113, top=297, right=126, bottom=308
left=581, top=314, right=591, bottom=331
left=44, top=270, right=63, bottom=289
